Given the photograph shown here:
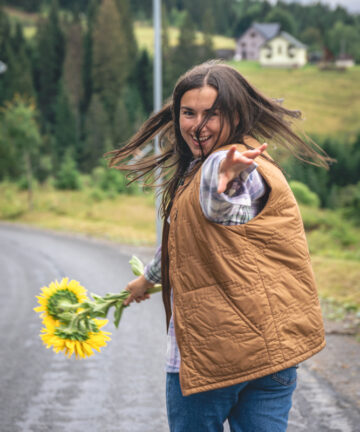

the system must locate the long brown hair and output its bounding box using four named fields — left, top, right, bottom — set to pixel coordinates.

left=109, top=61, right=330, bottom=217
left=108, top=61, right=331, bottom=327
